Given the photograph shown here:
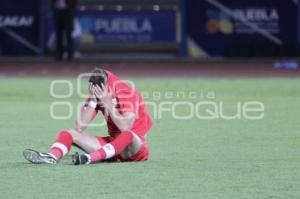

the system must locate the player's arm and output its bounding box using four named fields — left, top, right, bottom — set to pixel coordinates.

left=94, top=84, right=135, bottom=131
left=75, top=84, right=98, bottom=133
left=107, top=107, right=135, bottom=131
